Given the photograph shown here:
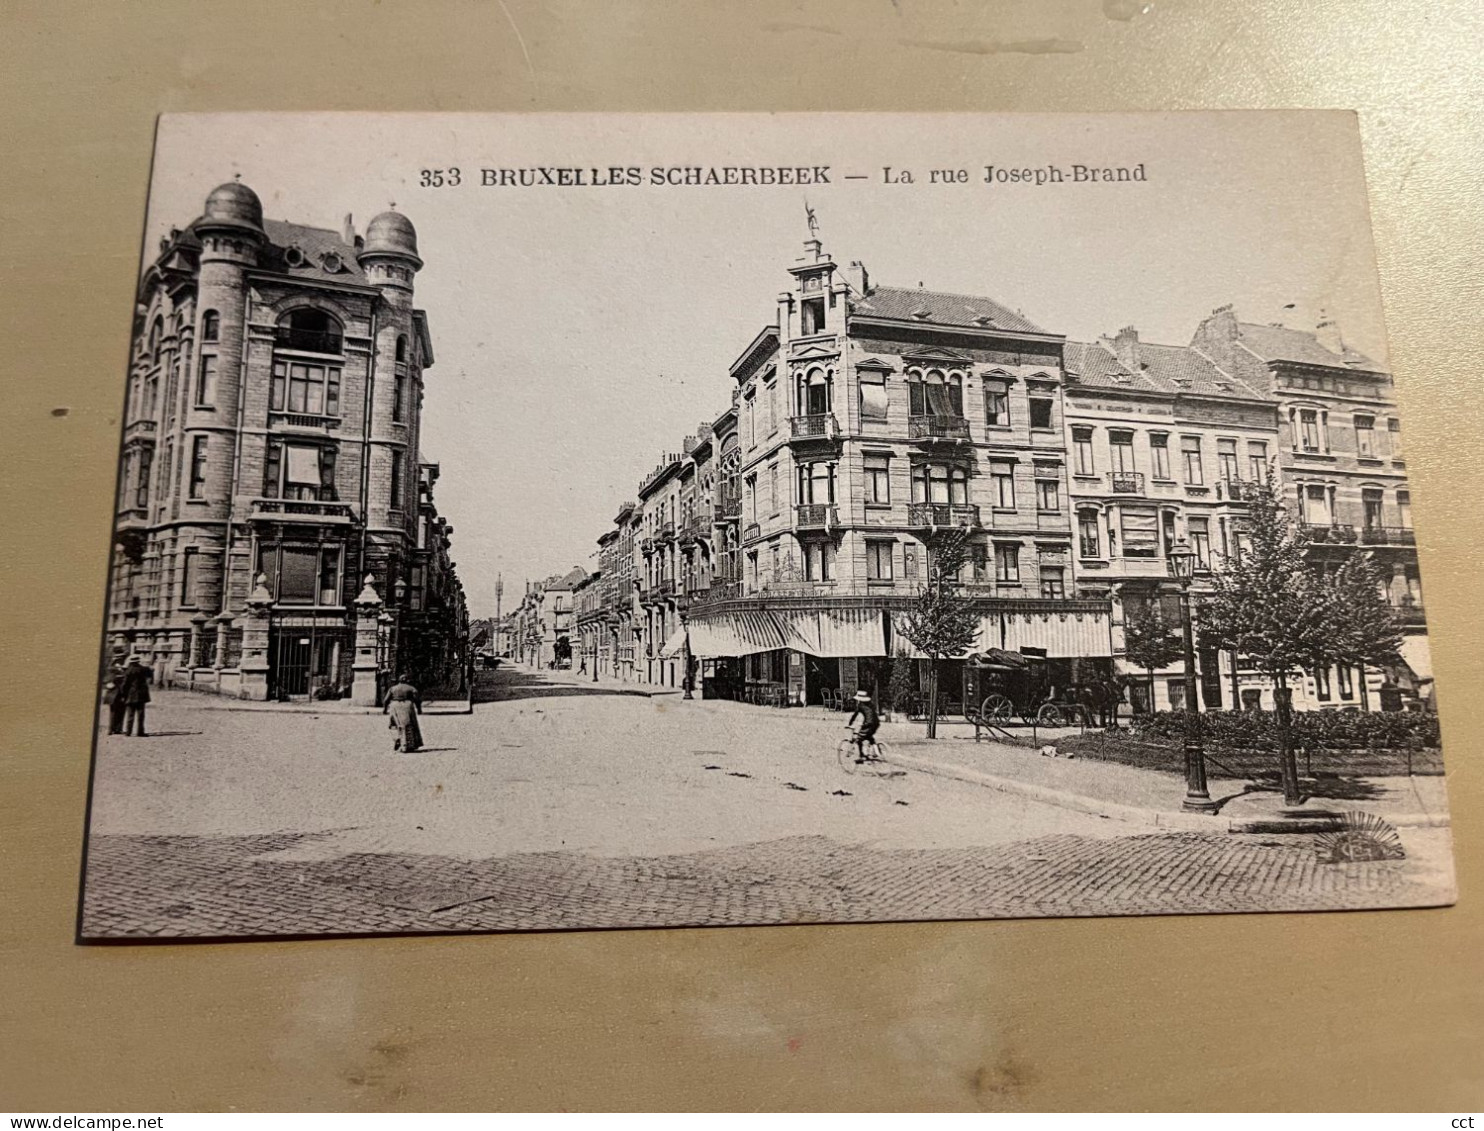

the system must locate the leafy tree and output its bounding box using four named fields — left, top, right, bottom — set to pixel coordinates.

left=1327, top=551, right=1404, bottom=711
left=1120, top=597, right=1185, bottom=714
left=886, top=654, right=916, bottom=718
left=897, top=527, right=980, bottom=738
left=1198, top=477, right=1404, bottom=805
